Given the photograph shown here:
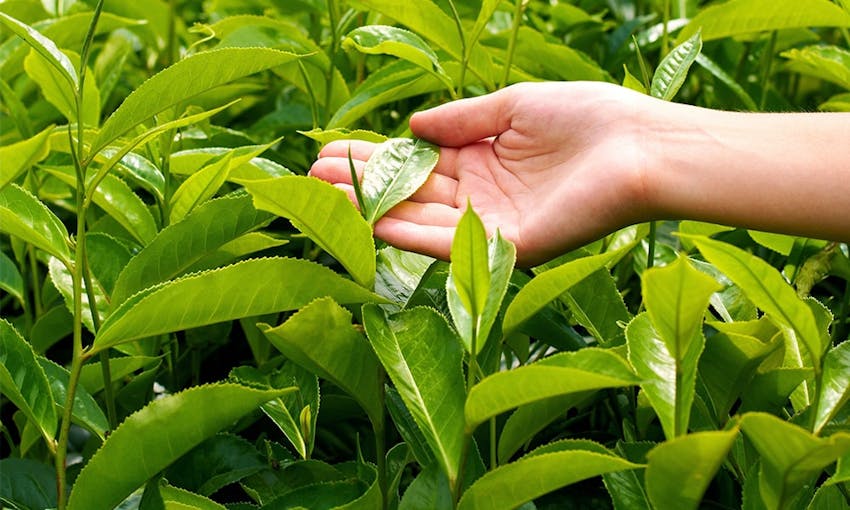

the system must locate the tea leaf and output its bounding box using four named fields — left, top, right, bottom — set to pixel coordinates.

left=159, top=484, right=227, bottom=510
left=813, top=341, right=850, bottom=434
left=67, top=383, right=294, bottom=510
left=97, top=147, right=166, bottom=203
left=627, top=313, right=703, bottom=440
left=0, top=124, right=52, bottom=189
left=168, top=153, right=233, bottom=224
left=94, top=258, right=384, bottom=353
left=24, top=48, right=100, bottom=126
left=399, top=465, right=453, bottom=510
left=360, top=138, right=440, bottom=226
left=0, top=12, right=77, bottom=89
left=782, top=45, right=850, bottom=90
left=343, top=25, right=453, bottom=87
left=92, top=47, right=304, bottom=155
left=447, top=205, right=491, bottom=349
left=363, top=305, right=466, bottom=487
left=163, top=433, right=268, bottom=496
left=48, top=257, right=108, bottom=334
left=242, top=176, right=376, bottom=288
left=651, top=31, right=702, bottom=101
left=466, top=349, right=639, bottom=433
left=687, top=235, right=826, bottom=366
left=645, top=430, right=738, bottom=510
left=740, top=412, right=850, bottom=510
left=299, top=127, right=388, bottom=146
left=78, top=356, right=160, bottom=395
left=43, top=166, right=158, bottom=245
left=0, top=458, right=57, bottom=510
left=111, top=191, right=272, bottom=306
left=0, top=319, right=57, bottom=447
left=695, top=53, right=758, bottom=110
left=677, top=0, right=850, bottom=43
left=0, top=250, right=24, bottom=305
left=261, top=298, right=383, bottom=428
left=386, top=387, right=438, bottom=469
left=739, top=368, right=813, bottom=414
left=261, top=462, right=380, bottom=509
left=0, top=184, right=71, bottom=267
left=502, top=246, right=630, bottom=337
left=38, top=357, right=108, bottom=440
left=375, top=246, right=436, bottom=309
left=457, top=444, right=639, bottom=510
